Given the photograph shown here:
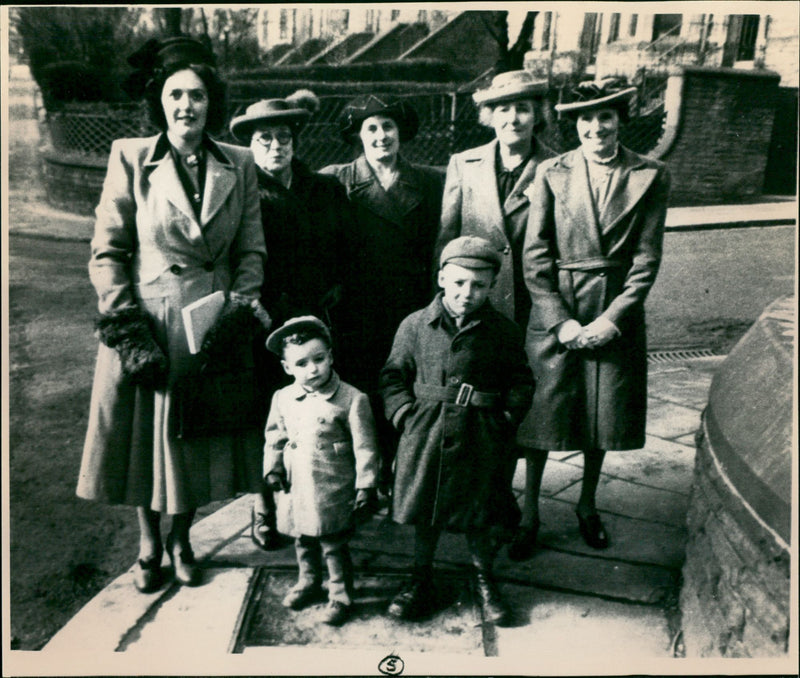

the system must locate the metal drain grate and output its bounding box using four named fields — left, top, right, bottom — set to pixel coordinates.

left=647, top=348, right=719, bottom=363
